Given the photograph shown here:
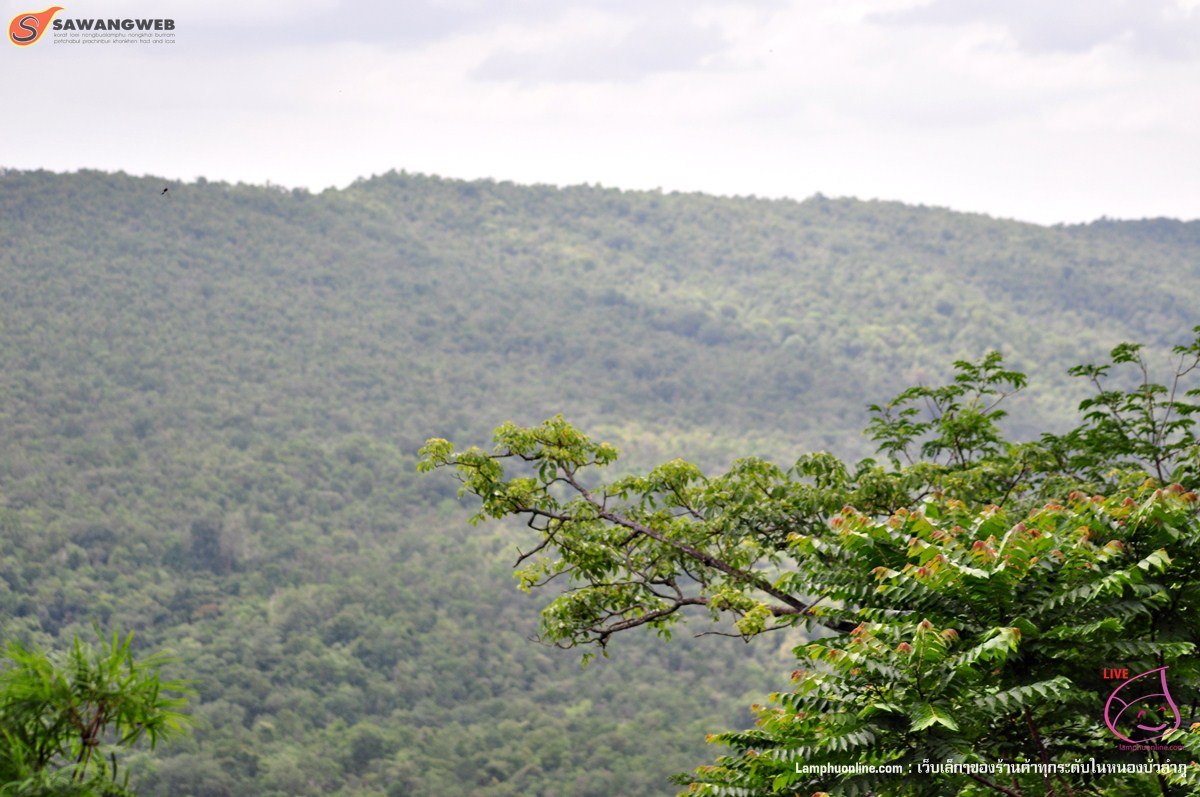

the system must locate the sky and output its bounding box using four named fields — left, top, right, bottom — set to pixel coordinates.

left=3, top=0, right=1199, bottom=225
